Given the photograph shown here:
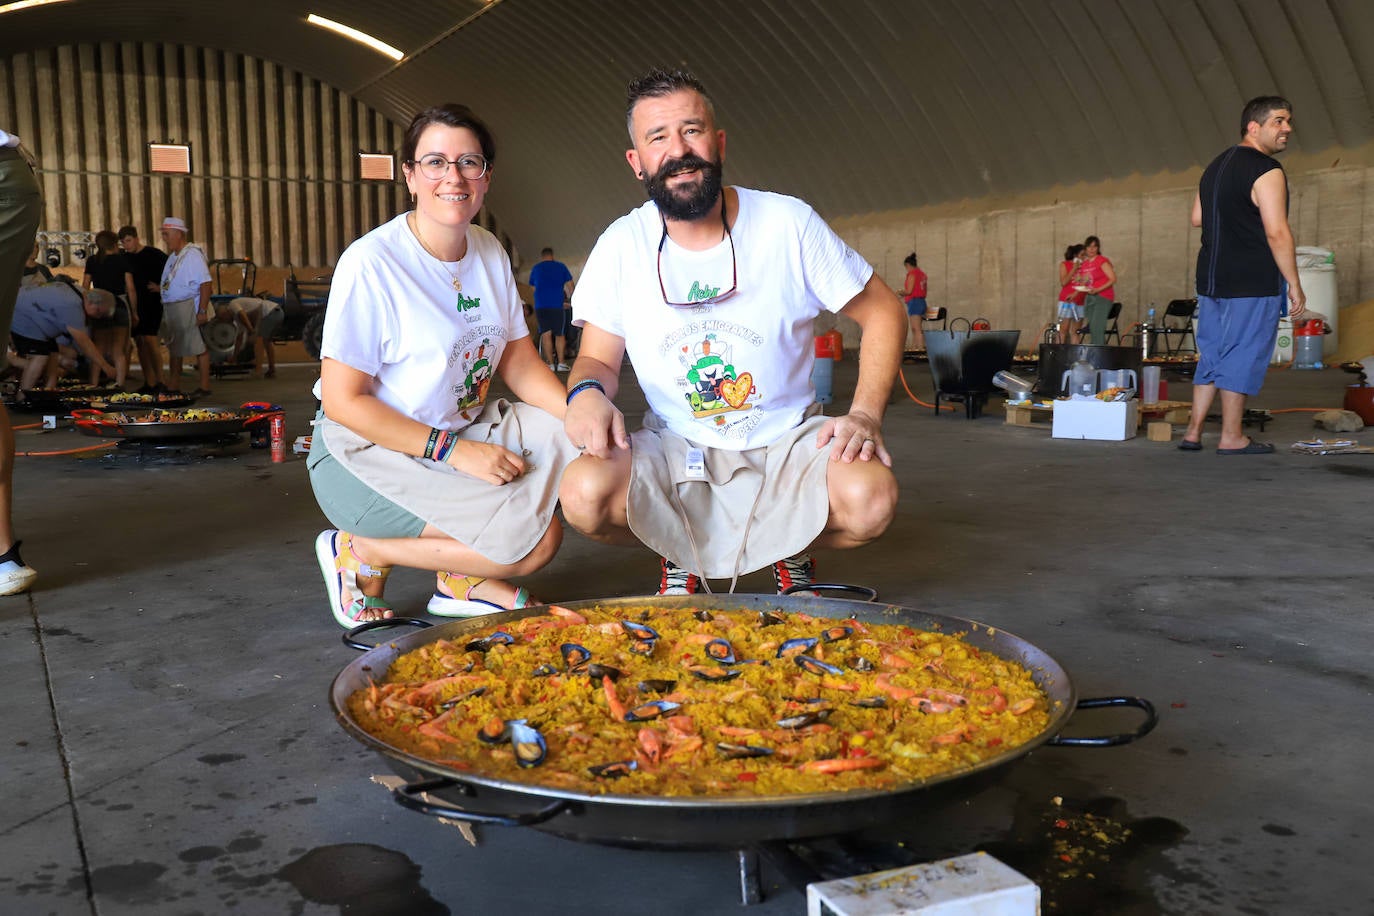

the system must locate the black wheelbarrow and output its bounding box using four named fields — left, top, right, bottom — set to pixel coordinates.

left=925, top=326, right=1021, bottom=419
